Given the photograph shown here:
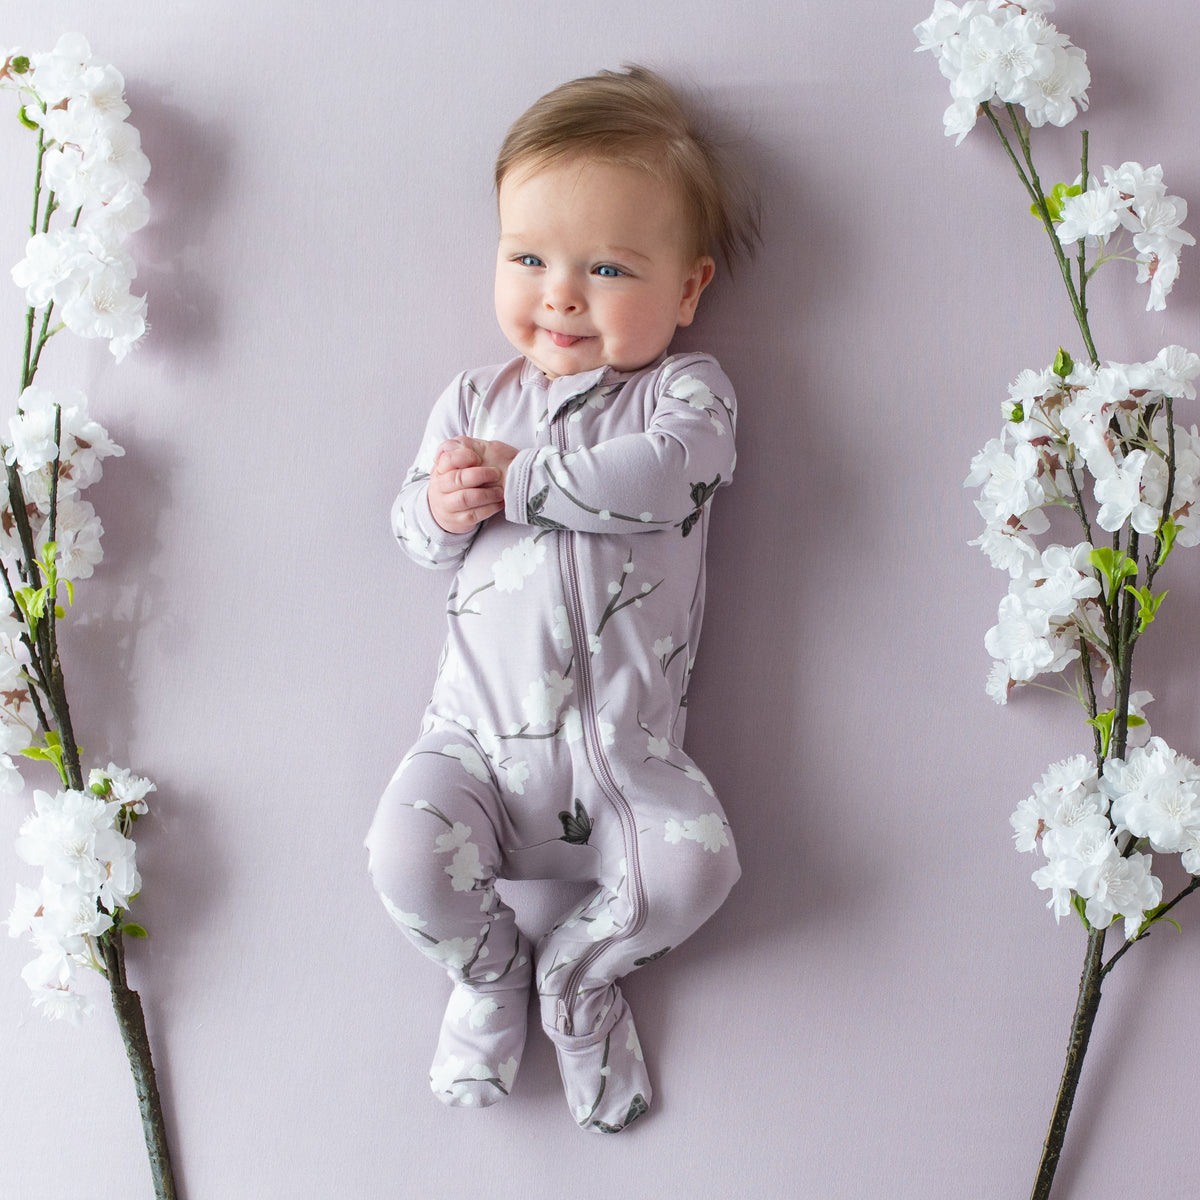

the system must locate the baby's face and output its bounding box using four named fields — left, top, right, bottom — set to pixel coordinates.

left=495, top=157, right=714, bottom=380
